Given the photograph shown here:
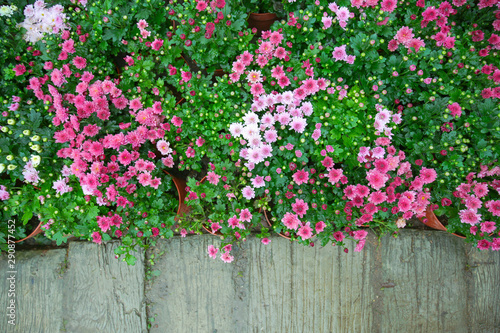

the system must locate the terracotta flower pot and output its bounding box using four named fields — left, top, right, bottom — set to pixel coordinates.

left=247, top=13, right=278, bottom=37
left=201, top=222, right=223, bottom=236
left=163, top=170, right=189, bottom=221
left=169, top=175, right=219, bottom=235
left=262, top=209, right=292, bottom=240
left=194, top=177, right=222, bottom=236
left=15, top=220, right=44, bottom=243
left=419, top=207, right=466, bottom=239
left=213, top=69, right=226, bottom=77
